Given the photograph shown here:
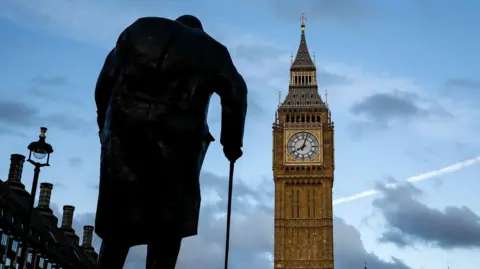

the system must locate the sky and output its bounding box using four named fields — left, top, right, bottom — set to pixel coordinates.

left=0, top=0, right=479, bottom=268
